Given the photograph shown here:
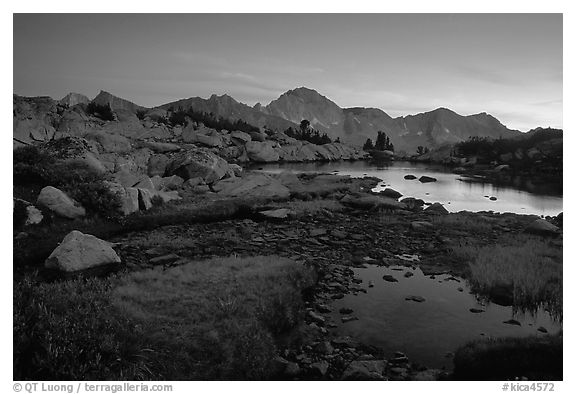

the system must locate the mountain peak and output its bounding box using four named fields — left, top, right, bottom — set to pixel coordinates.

left=92, top=90, right=145, bottom=113
left=60, top=92, right=89, bottom=107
